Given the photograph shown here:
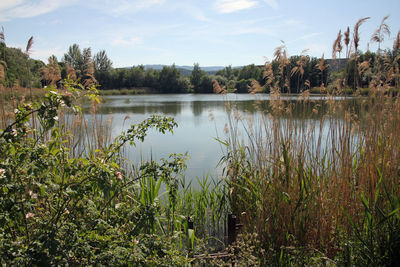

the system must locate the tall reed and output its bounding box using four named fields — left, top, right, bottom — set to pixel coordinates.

left=220, top=84, right=400, bottom=264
